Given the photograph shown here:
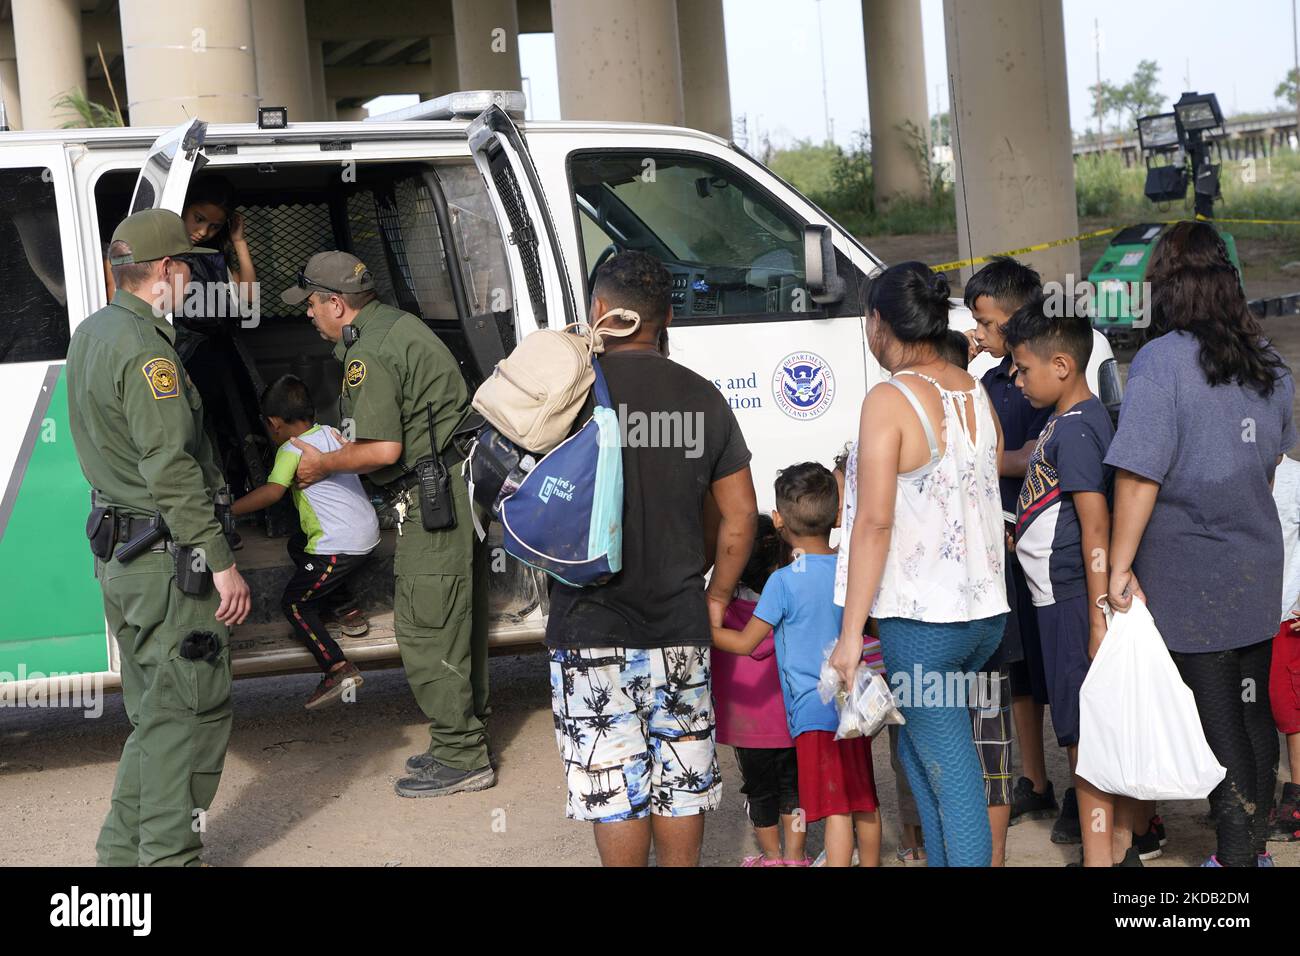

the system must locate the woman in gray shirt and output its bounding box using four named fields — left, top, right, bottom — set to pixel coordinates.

left=1106, top=221, right=1296, bottom=867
